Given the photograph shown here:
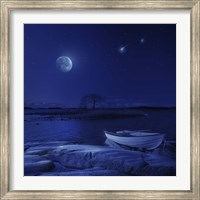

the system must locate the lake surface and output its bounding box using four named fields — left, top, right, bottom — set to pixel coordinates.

left=24, top=108, right=176, bottom=145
